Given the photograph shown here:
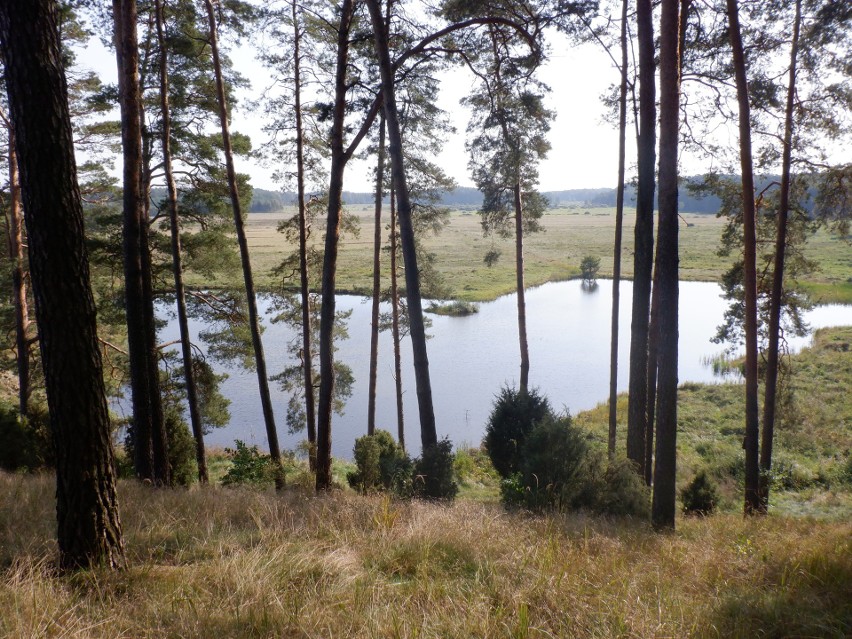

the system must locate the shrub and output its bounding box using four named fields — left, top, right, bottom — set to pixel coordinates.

left=347, top=430, right=411, bottom=495
left=580, top=255, right=601, bottom=283
left=0, top=401, right=53, bottom=471
left=413, top=439, right=458, bottom=501
left=221, top=440, right=276, bottom=487
left=594, top=458, right=650, bottom=518
left=164, top=407, right=198, bottom=487
left=484, top=386, right=552, bottom=479
left=680, top=470, right=719, bottom=516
